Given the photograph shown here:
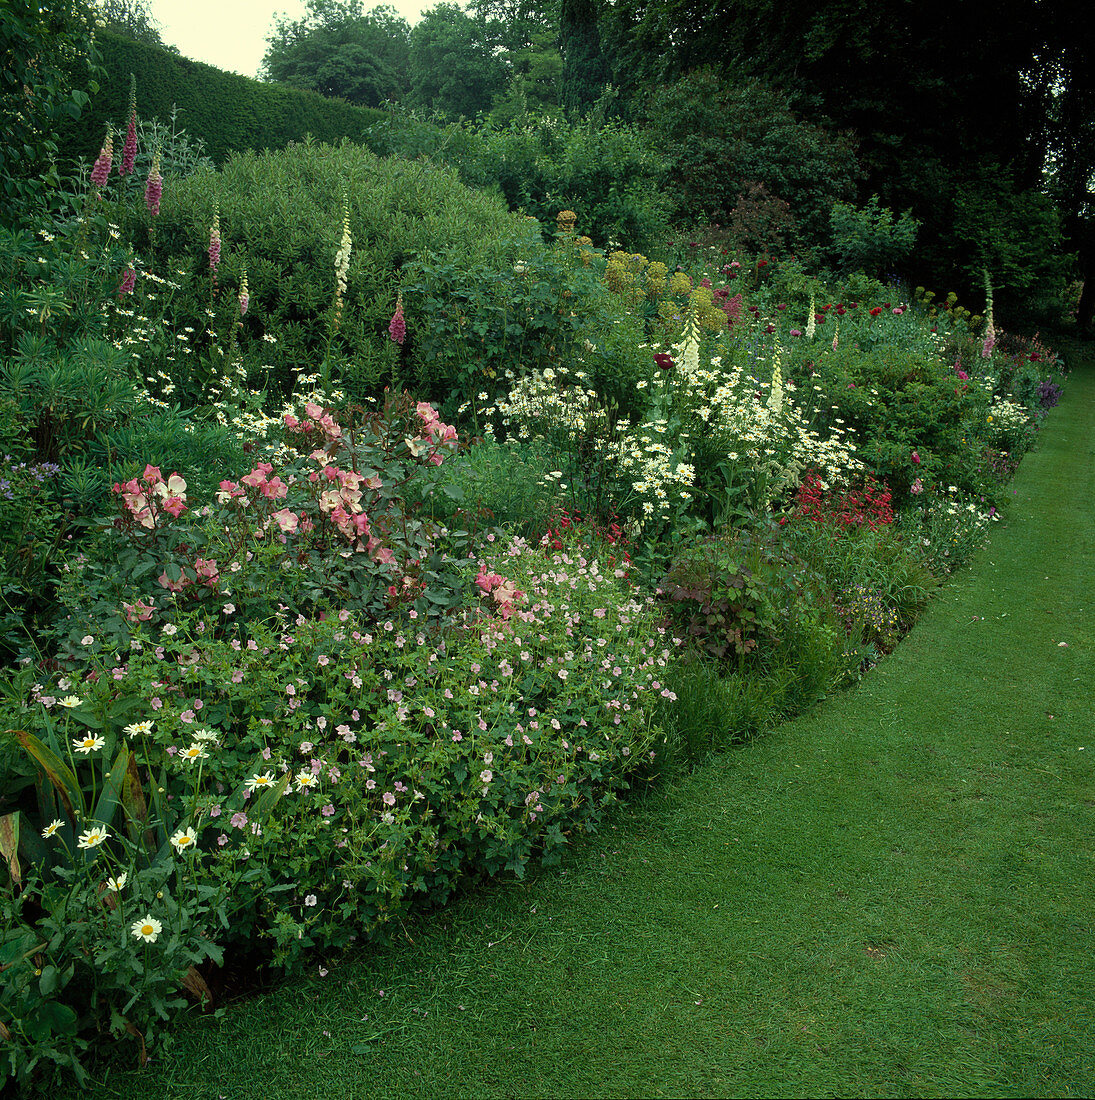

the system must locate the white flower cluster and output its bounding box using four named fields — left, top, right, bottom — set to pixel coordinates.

left=987, top=397, right=1030, bottom=434
left=611, top=421, right=694, bottom=518
left=664, top=336, right=862, bottom=498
